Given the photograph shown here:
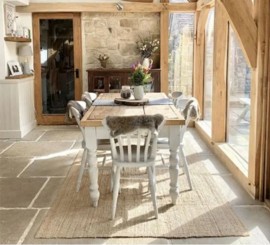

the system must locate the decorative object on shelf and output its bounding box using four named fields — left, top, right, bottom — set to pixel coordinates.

left=4, top=4, right=16, bottom=36
left=120, top=85, right=132, bottom=99
left=97, top=54, right=109, bottom=68
left=18, top=45, right=33, bottom=74
left=23, top=27, right=30, bottom=38
left=142, top=57, right=153, bottom=69
left=136, top=34, right=159, bottom=59
left=7, top=60, right=23, bottom=76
